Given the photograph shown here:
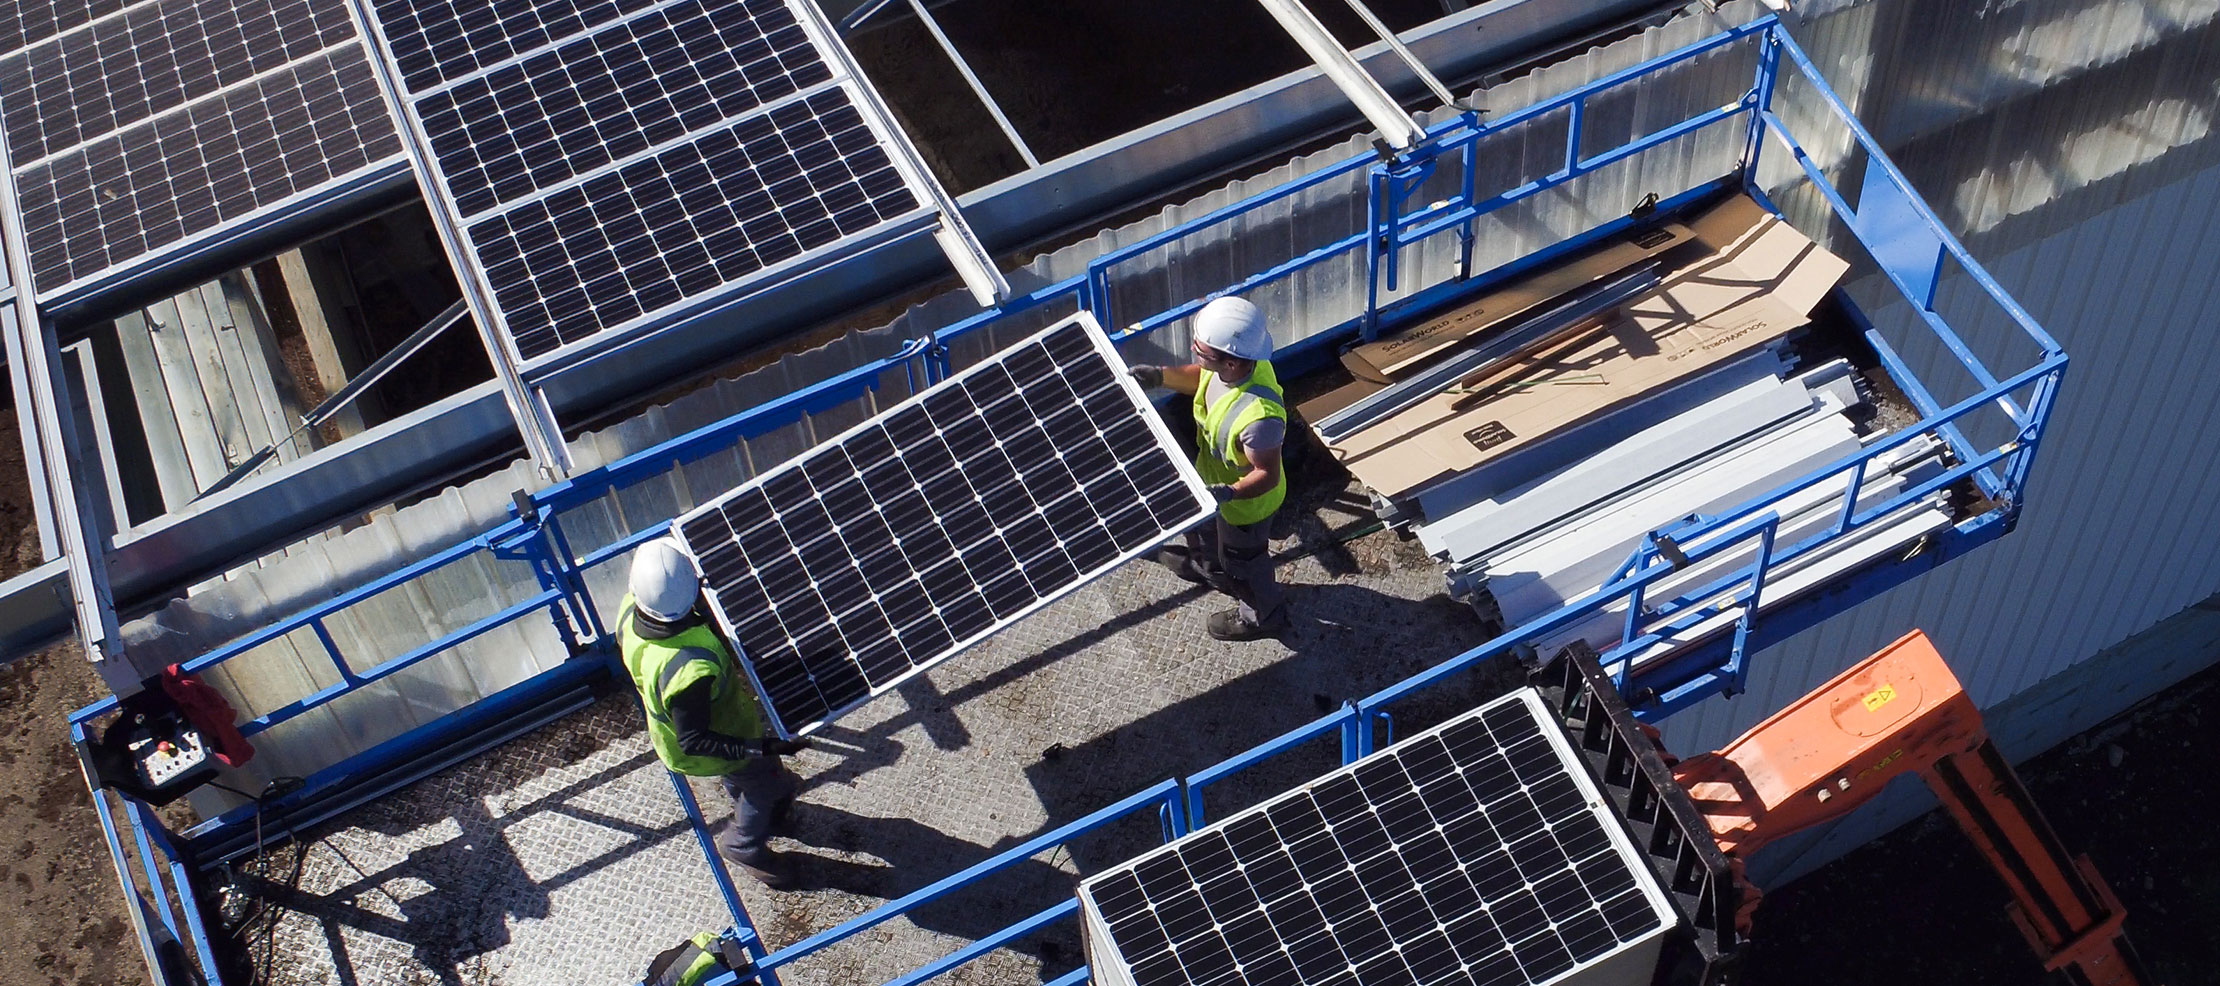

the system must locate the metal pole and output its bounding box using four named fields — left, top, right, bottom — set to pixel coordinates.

left=902, top=0, right=1040, bottom=168
left=793, top=0, right=1012, bottom=307
left=0, top=291, right=54, bottom=555
left=1336, top=0, right=1461, bottom=109
left=197, top=298, right=473, bottom=500
left=1252, top=0, right=1427, bottom=151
